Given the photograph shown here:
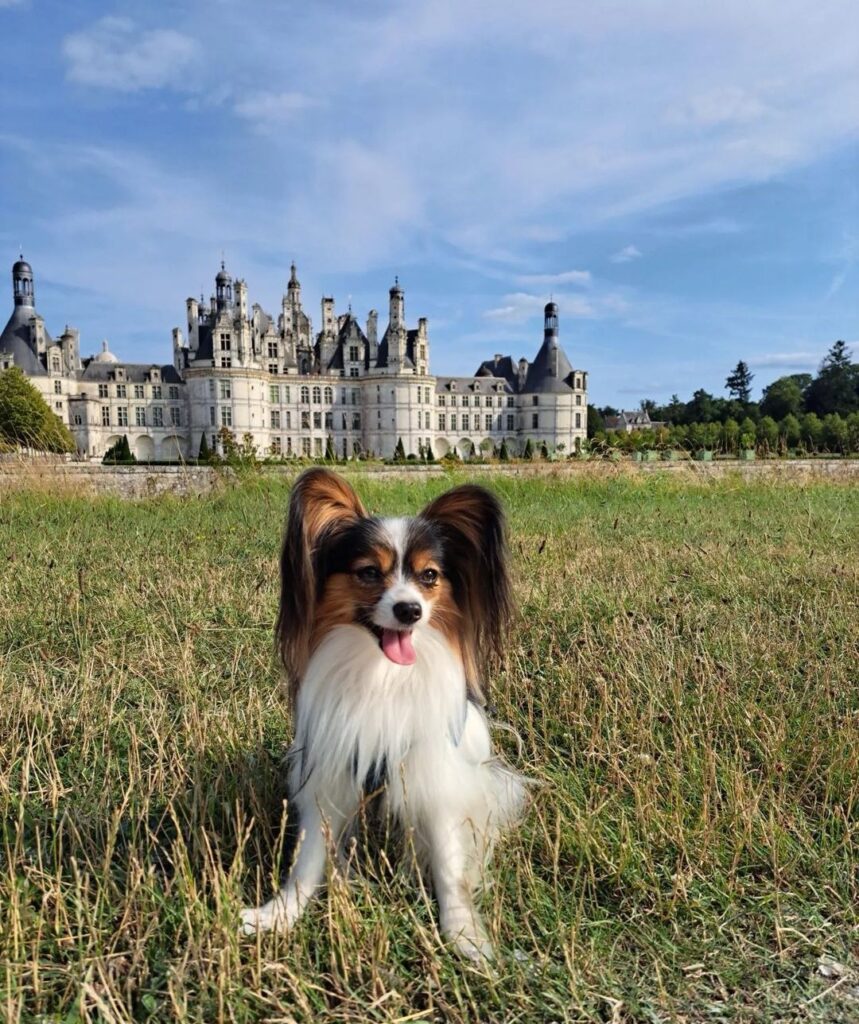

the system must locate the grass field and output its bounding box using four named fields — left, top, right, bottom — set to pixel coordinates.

left=1, top=470, right=857, bottom=1023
